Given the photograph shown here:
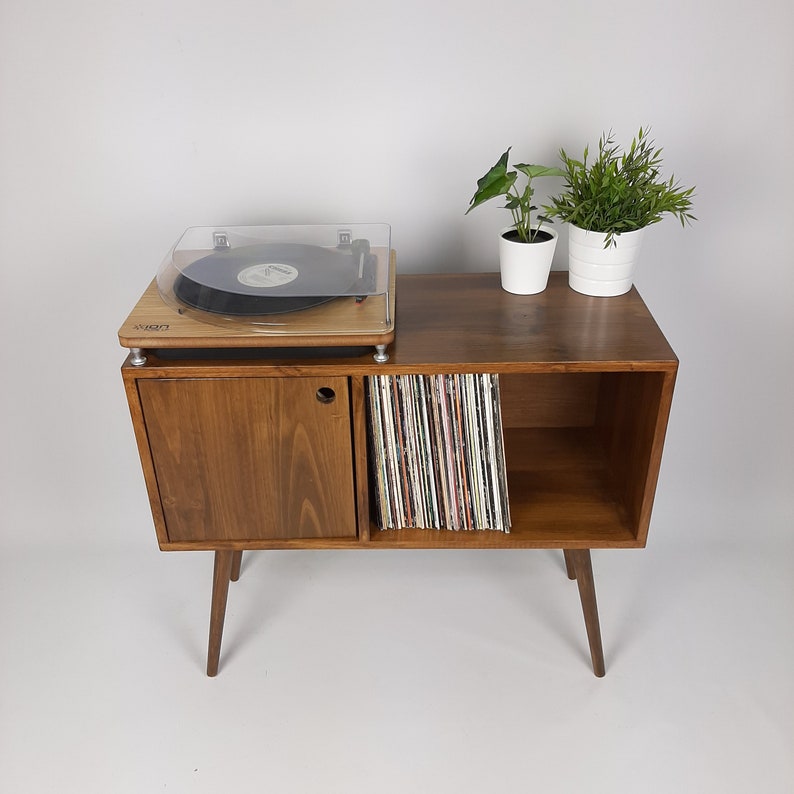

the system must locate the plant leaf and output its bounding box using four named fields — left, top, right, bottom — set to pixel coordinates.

left=514, top=163, right=567, bottom=179
left=466, top=149, right=517, bottom=213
